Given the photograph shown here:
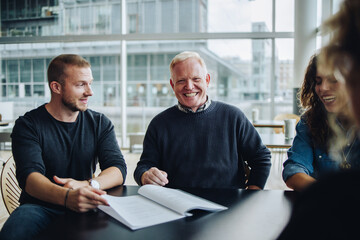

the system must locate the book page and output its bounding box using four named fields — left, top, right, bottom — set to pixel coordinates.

left=138, top=185, right=227, bottom=216
left=99, top=195, right=185, bottom=230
